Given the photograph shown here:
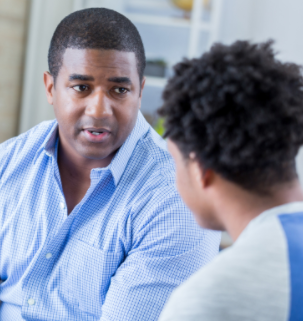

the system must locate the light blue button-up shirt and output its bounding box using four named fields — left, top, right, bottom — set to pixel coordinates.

left=0, top=112, right=220, bottom=321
